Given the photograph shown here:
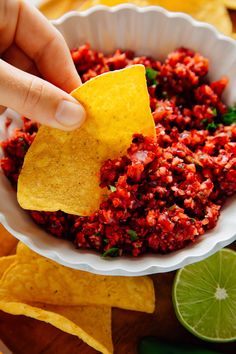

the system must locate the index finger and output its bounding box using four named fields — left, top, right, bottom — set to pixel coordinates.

left=15, top=1, right=81, bottom=92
